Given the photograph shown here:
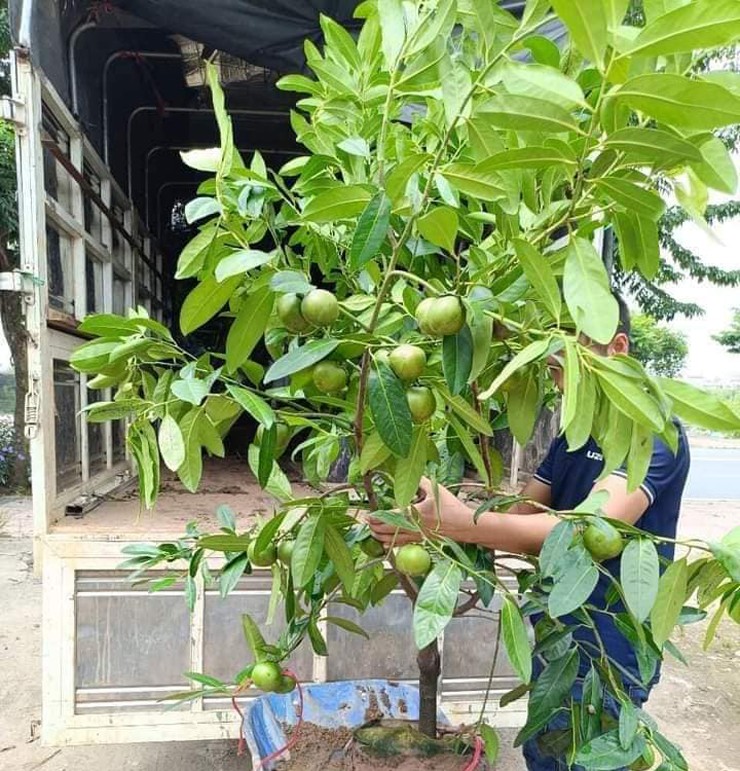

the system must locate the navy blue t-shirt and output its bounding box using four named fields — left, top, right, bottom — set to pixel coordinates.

left=532, top=423, right=690, bottom=692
